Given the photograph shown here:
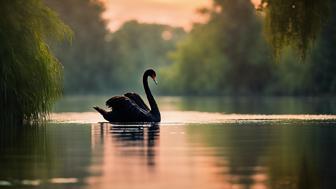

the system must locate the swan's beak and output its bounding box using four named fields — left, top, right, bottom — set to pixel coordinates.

left=153, top=78, right=158, bottom=85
